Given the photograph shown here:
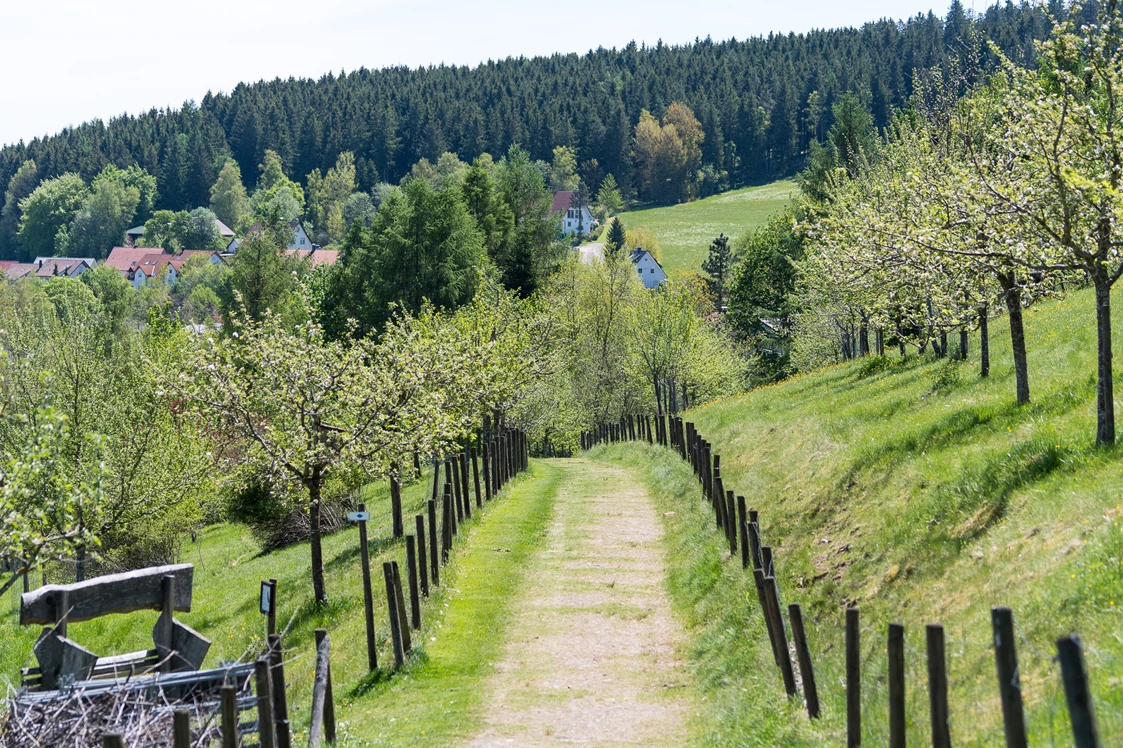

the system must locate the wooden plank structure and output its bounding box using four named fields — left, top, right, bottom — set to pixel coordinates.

left=19, top=564, right=210, bottom=691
